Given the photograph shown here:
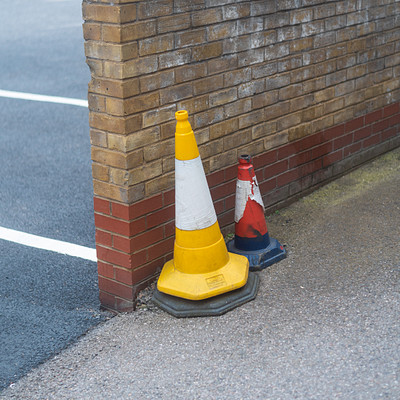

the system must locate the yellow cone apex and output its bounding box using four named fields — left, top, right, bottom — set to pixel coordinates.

left=175, top=110, right=200, bottom=161
left=156, top=110, right=249, bottom=301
